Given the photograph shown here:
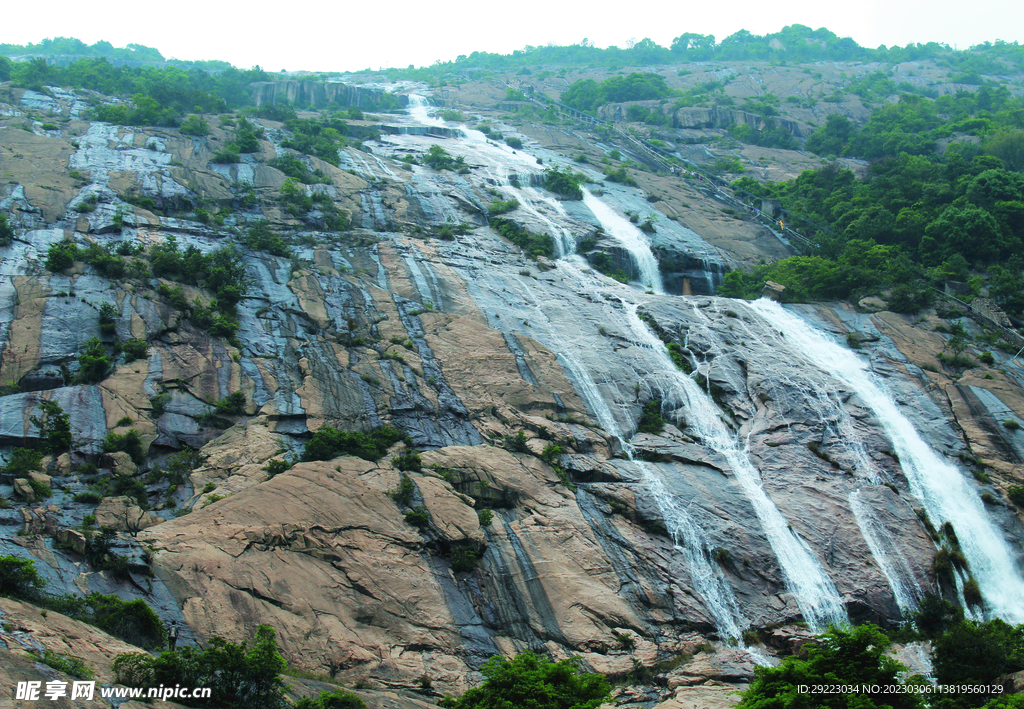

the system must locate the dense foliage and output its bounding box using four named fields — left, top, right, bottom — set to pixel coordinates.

left=445, top=651, right=611, bottom=709
left=114, top=625, right=287, bottom=709
left=301, top=425, right=409, bottom=462
left=490, top=217, right=555, bottom=258
left=725, top=84, right=1024, bottom=311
